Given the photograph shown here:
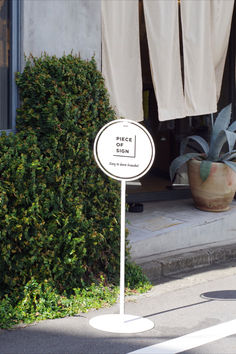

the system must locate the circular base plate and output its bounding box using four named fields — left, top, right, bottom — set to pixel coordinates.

left=89, top=314, right=154, bottom=333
